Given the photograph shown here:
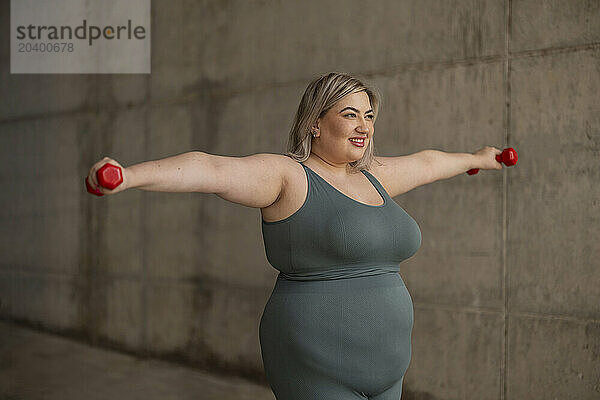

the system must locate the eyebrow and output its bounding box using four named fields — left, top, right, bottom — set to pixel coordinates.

left=339, top=106, right=374, bottom=114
